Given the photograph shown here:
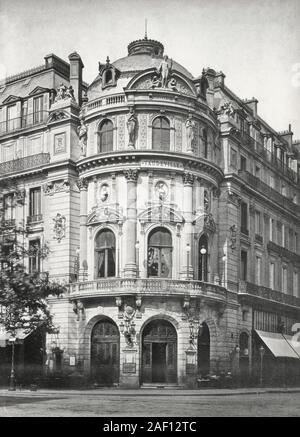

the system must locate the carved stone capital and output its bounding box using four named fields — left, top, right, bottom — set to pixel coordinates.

left=76, top=178, right=89, bottom=191
left=226, top=191, right=241, bottom=206
left=124, top=169, right=138, bottom=182
left=183, top=172, right=195, bottom=186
